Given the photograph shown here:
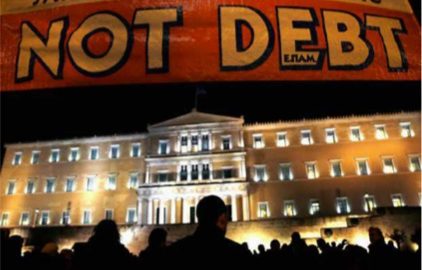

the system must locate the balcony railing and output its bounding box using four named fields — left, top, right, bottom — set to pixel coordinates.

left=149, top=169, right=239, bottom=184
